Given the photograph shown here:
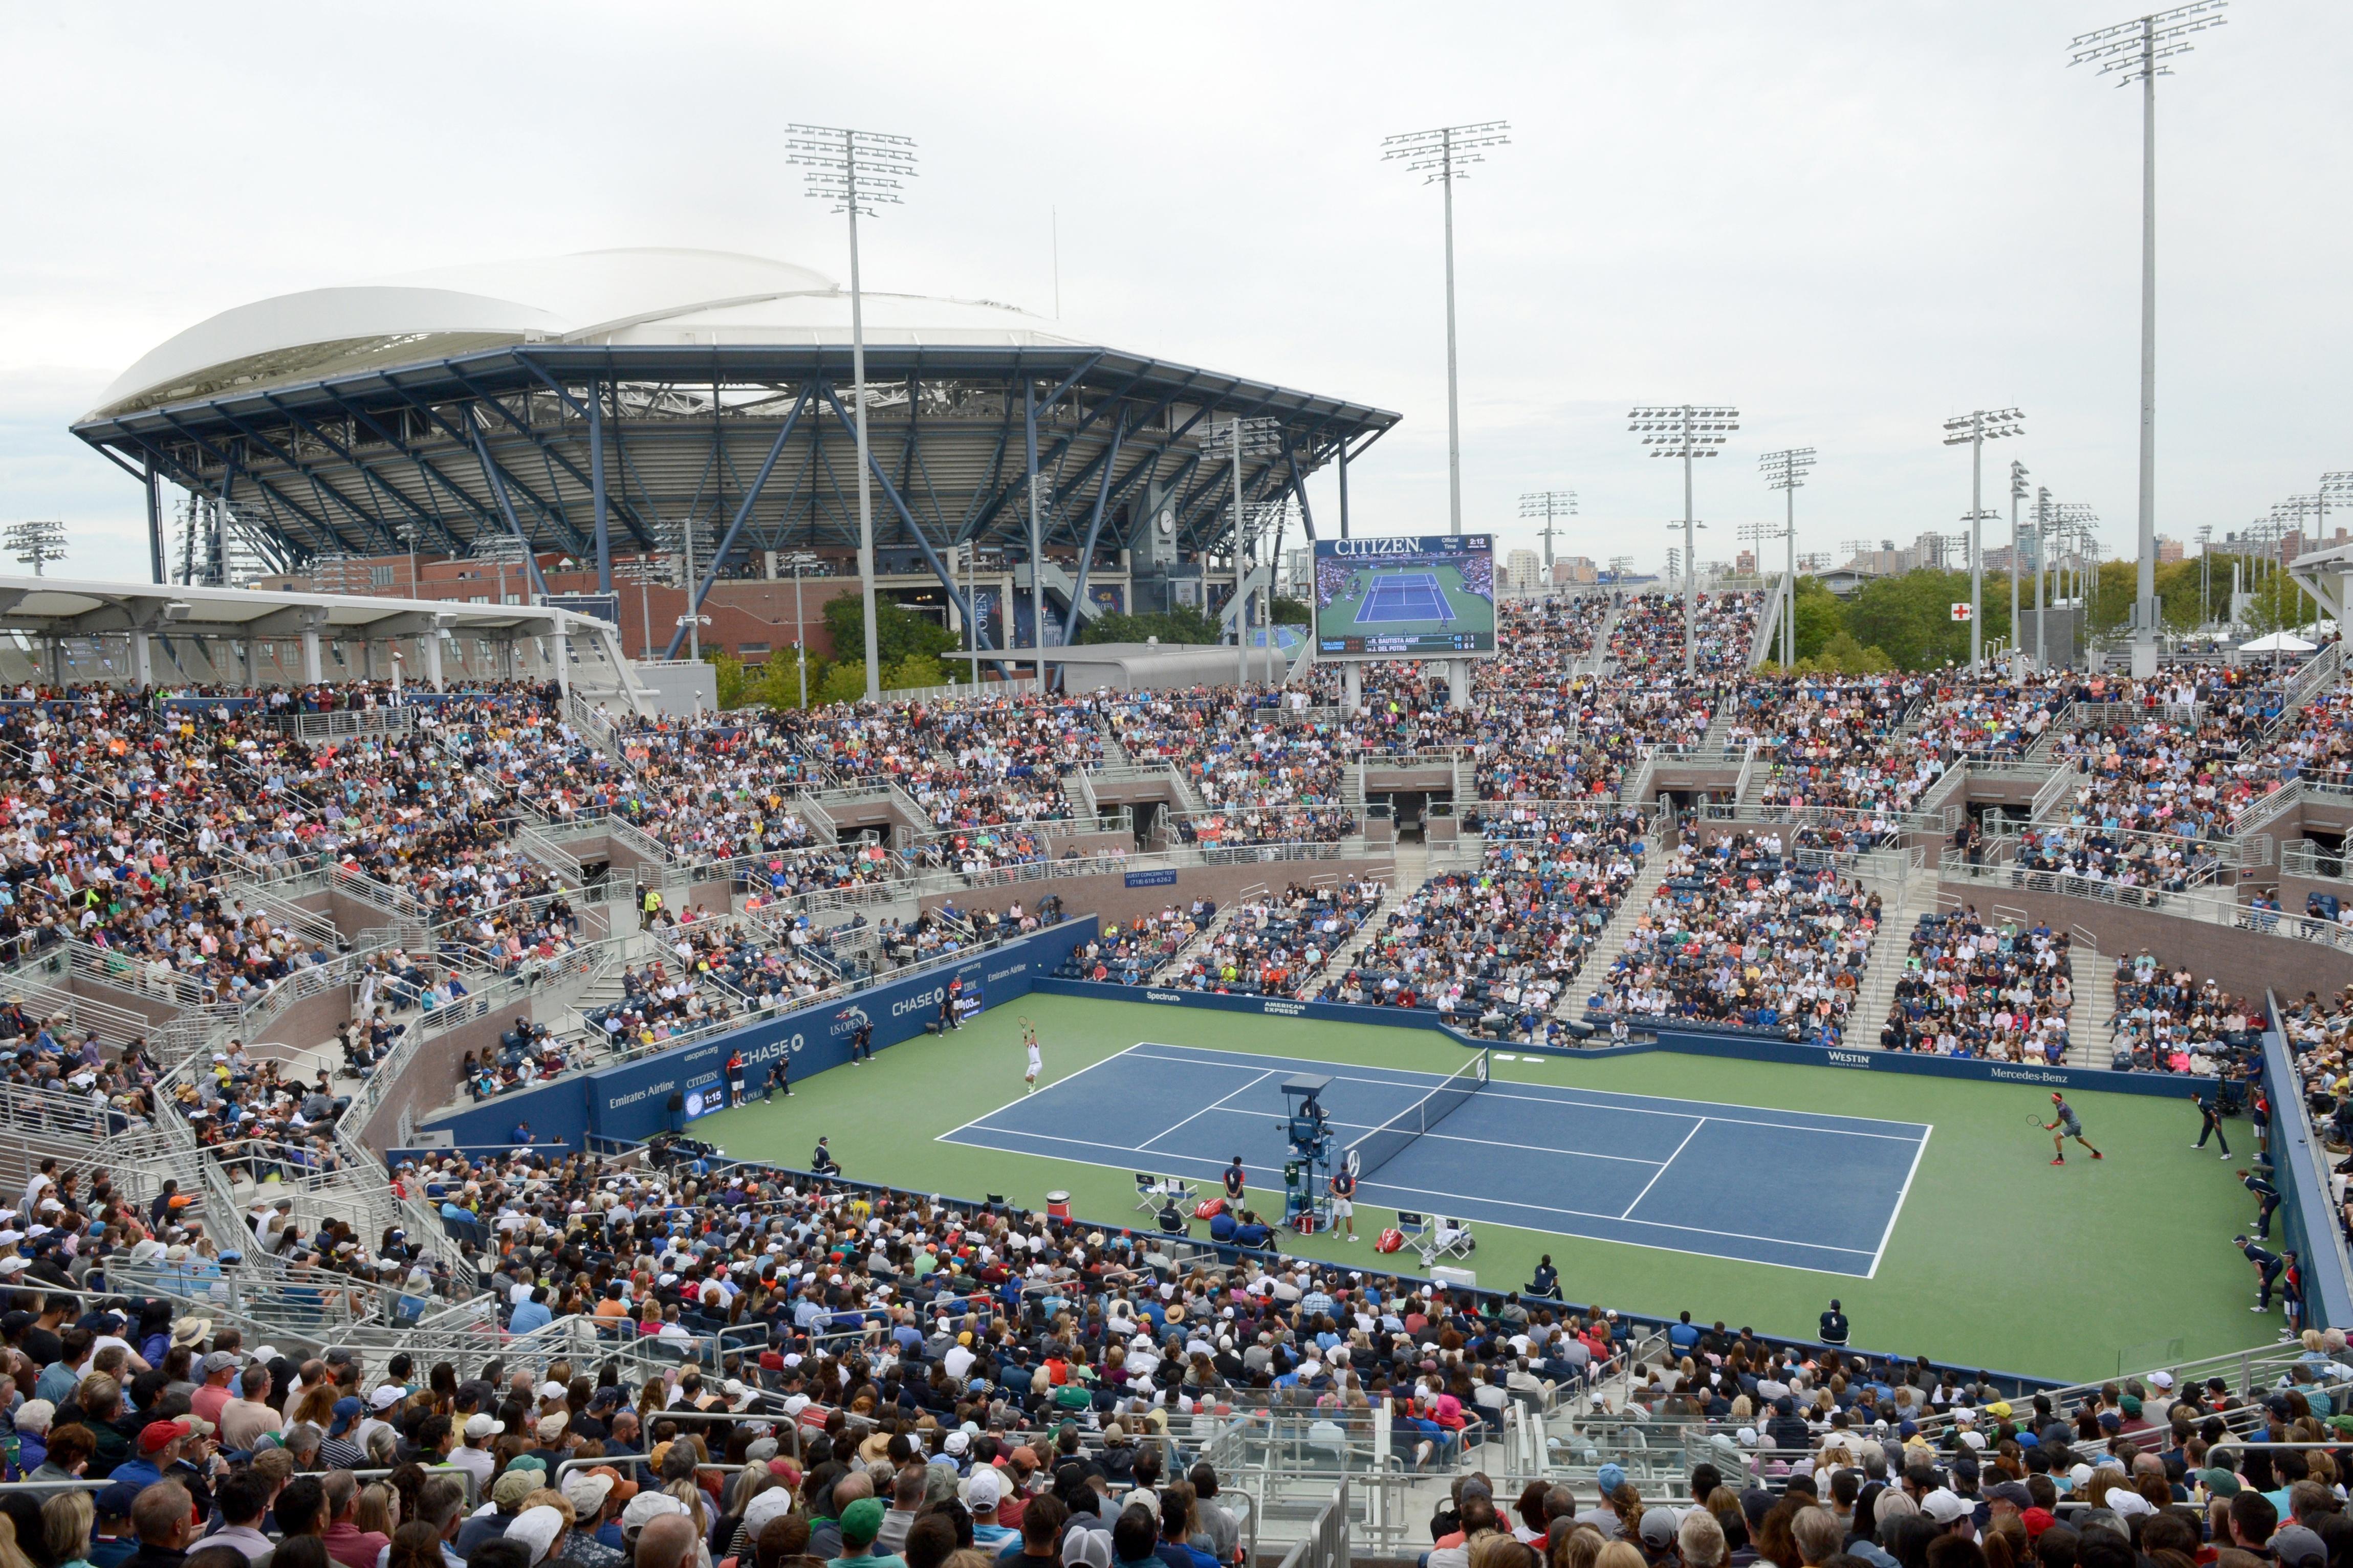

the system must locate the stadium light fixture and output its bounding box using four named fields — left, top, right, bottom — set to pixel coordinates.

left=1517, top=491, right=1577, bottom=572
left=1943, top=409, right=2024, bottom=672
left=2319, top=471, right=2353, bottom=544
left=2274, top=496, right=2320, bottom=627
left=2009, top=459, right=2031, bottom=678
left=2034, top=488, right=2055, bottom=667
left=1758, top=448, right=1816, bottom=667
left=4, top=520, right=67, bottom=577
left=1630, top=405, right=1738, bottom=678
left=788, top=122, right=919, bottom=702
left=1382, top=121, right=1509, bottom=538
left=2052, top=502, right=2101, bottom=624
left=2071, top=1, right=2227, bottom=676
